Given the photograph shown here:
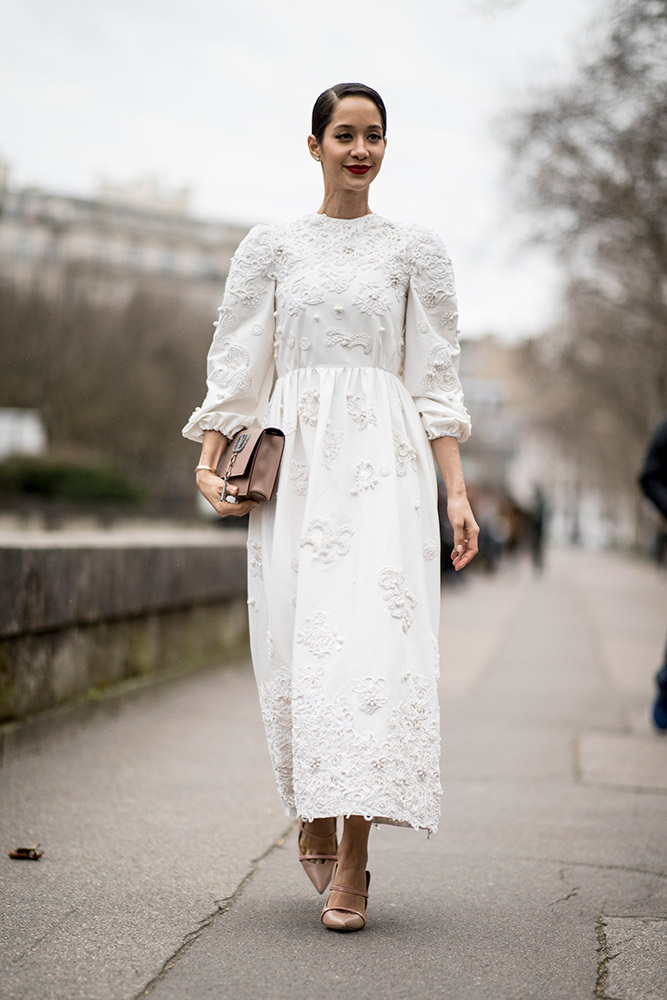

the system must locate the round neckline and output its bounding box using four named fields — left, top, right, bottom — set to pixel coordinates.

left=308, top=212, right=380, bottom=223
